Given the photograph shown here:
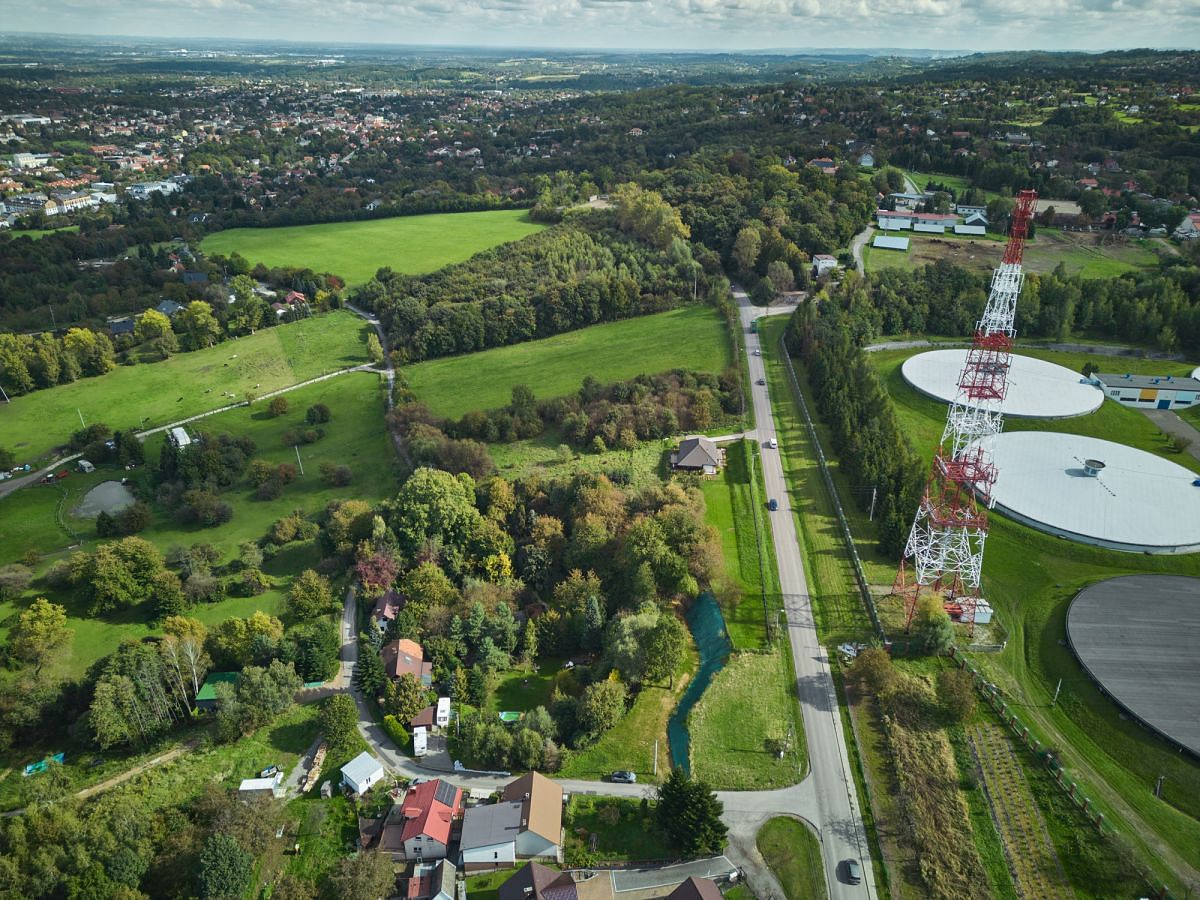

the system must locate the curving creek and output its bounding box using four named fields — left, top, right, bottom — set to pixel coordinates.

left=667, top=592, right=733, bottom=773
